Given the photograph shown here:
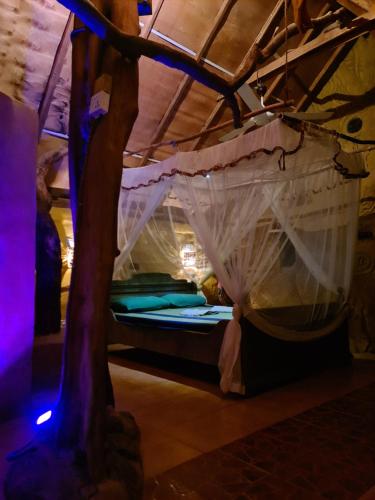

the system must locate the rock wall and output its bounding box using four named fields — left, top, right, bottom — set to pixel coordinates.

left=0, top=0, right=70, bottom=133
left=309, top=35, right=375, bottom=354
